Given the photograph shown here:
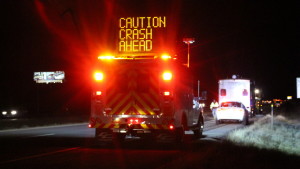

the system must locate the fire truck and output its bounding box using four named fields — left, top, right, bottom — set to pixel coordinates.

left=88, top=15, right=203, bottom=142
left=89, top=53, right=204, bottom=142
